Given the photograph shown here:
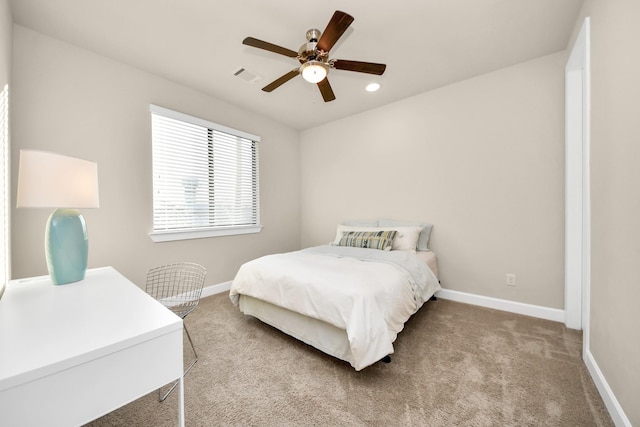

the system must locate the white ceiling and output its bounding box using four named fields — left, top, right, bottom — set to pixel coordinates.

left=10, top=0, right=584, bottom=130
